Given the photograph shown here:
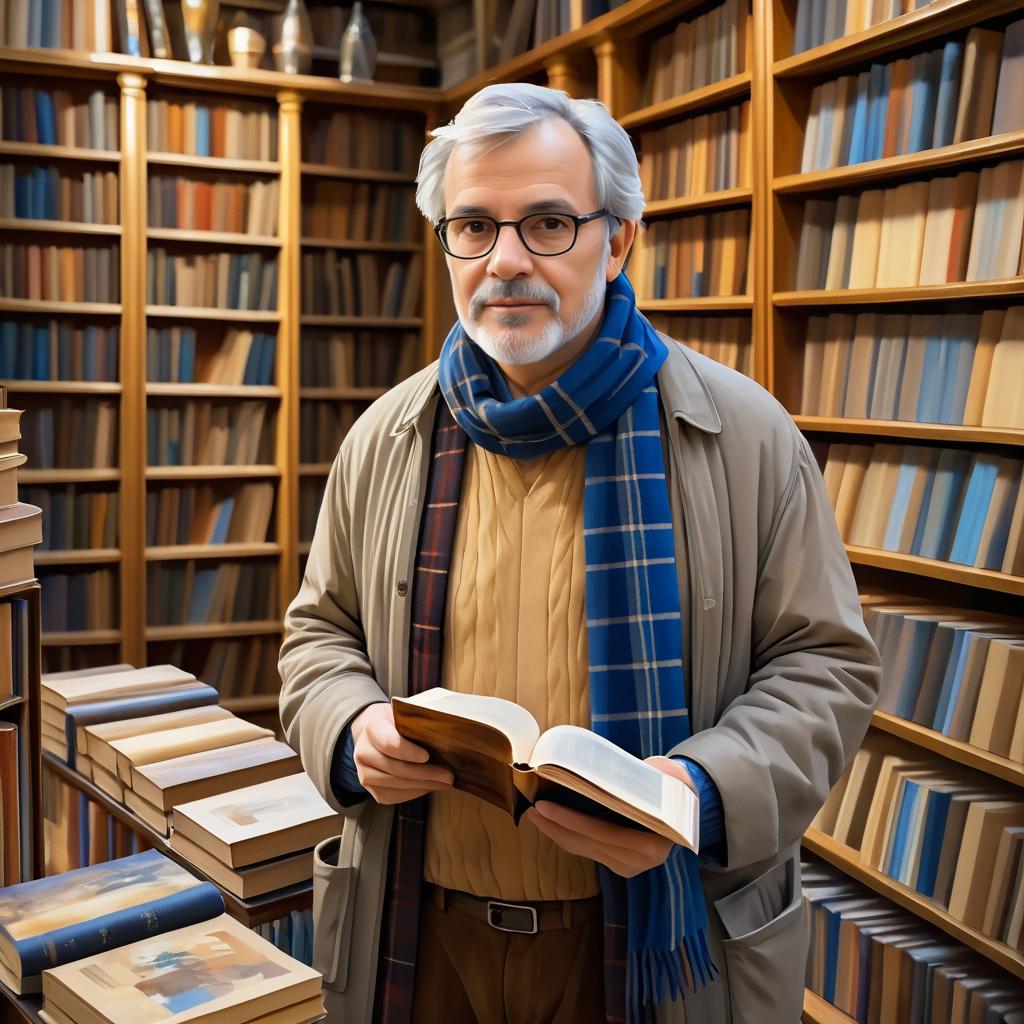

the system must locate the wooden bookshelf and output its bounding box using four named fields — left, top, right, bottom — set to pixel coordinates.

left=802, top=990, right=855, bottom=1024
left=795, top=416, right=1024, bottom=448
left=644, top=188, right=754, bottom=218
